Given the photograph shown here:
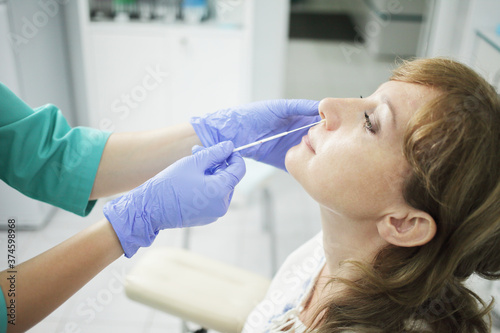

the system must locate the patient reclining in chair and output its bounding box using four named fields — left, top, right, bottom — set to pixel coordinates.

left=241, top=58, right=500, bottom=333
